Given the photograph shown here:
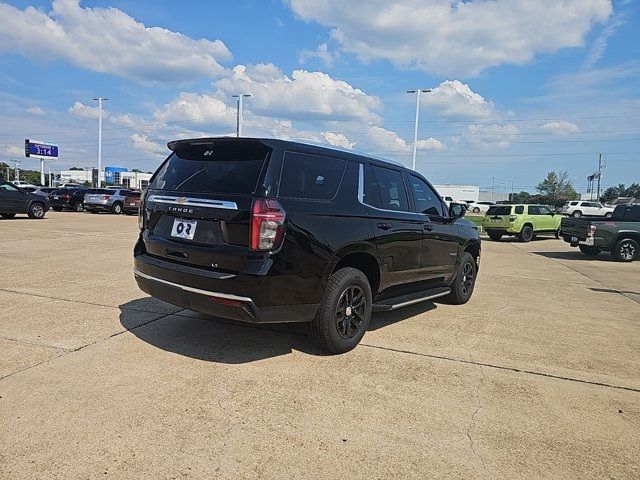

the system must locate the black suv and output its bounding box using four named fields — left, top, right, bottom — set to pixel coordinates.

left=49, top=188, right=88, bottom=212
left=0, top=182, right=49, bottom=219
left=134, top=138, right=480, bottom=353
